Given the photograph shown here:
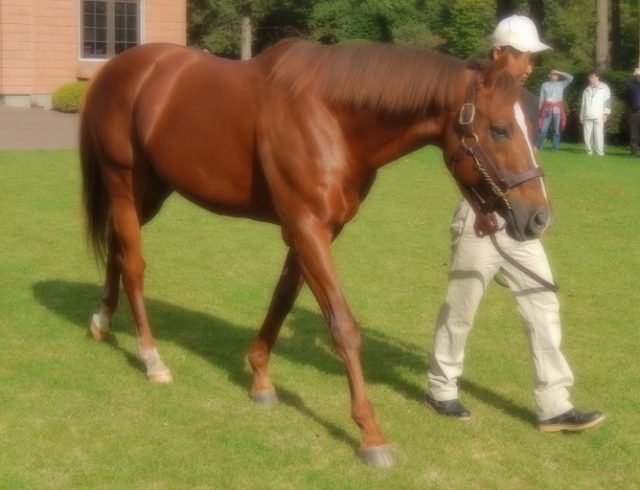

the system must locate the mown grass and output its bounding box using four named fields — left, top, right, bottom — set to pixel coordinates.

left=0, top=145, right=638, bottom=489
